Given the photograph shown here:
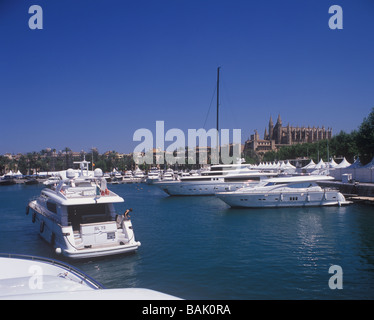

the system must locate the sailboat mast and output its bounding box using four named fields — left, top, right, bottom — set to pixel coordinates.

left=216, top=66, right=220, bottom=134
left=216, top=66, right=221, bottom=161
